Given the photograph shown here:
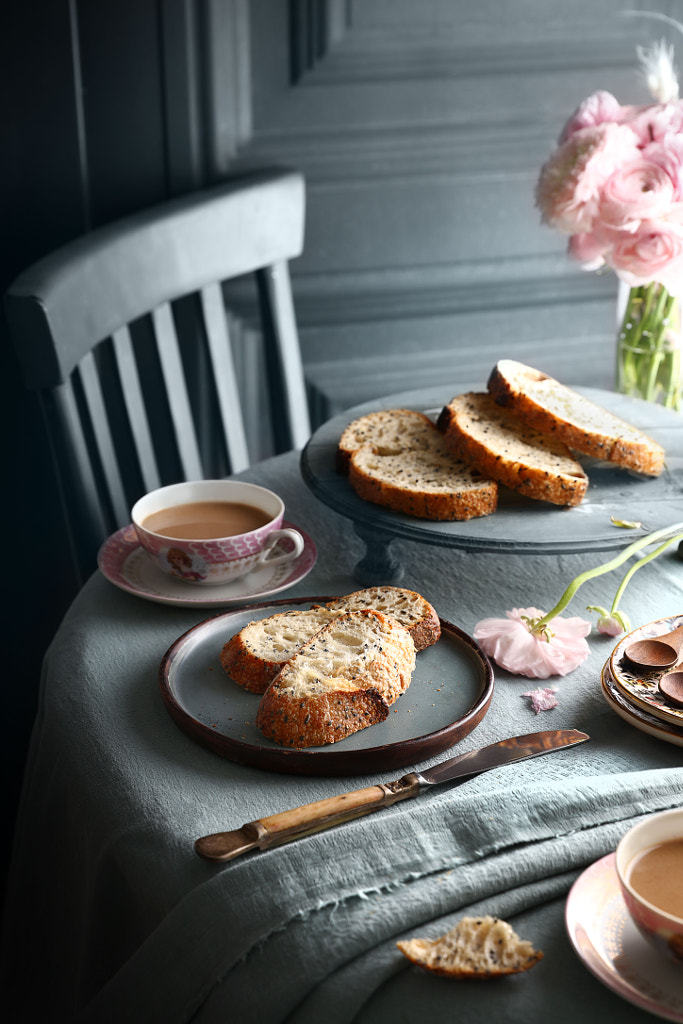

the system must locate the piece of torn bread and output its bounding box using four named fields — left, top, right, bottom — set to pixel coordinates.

left=487, top=359, right=665, bottom=476
left=220, top=586, right=440, bottom=694
left=437, top=392, right=588, bottom=507
left=255, top=609, right=416, bottom=747
left=396, top=915, right=543, bottom=978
